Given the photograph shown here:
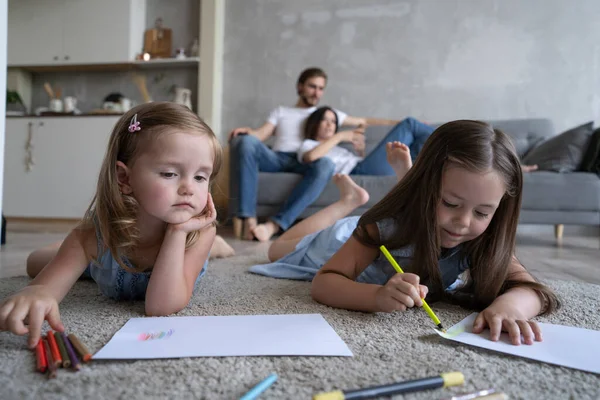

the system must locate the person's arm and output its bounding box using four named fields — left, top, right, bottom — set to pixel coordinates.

left=0, top=228, right=94, bottom=348
left=145, top=195, right=217, bottom=316
left=228, top=122, right=275, bottom=142
left=302, top=131, right=354, bottom=163
left=311, top=224, right=427, bottom=312
left=342, top=116, right=400, bottom=127
left=472, top=256, right=544, bottom=345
